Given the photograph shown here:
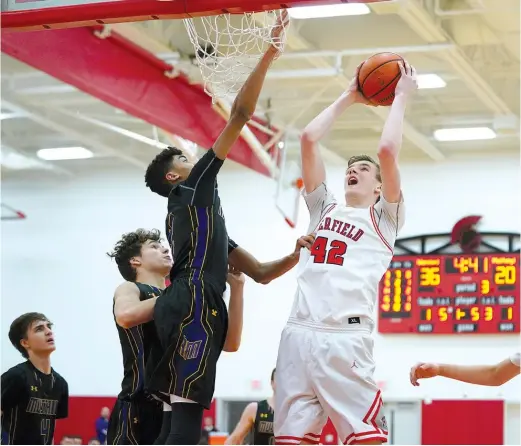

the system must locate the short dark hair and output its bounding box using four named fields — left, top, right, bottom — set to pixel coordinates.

left=348, top=154, right=381, bottom=182
left=107, top=229, right=162, bottom=281
left=271, top=368, right=276, bottom=382
left=9, top=312, right=51, bottom=358
left=145, top=146, right=183, bottom=197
